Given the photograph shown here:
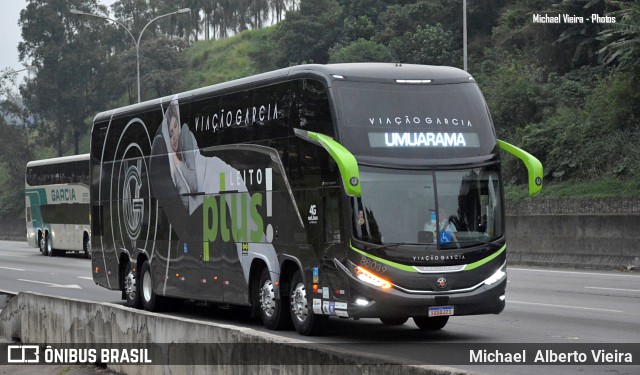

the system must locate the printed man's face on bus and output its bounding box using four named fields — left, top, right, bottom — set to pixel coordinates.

left=169, top=116, right=180, bottom=153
